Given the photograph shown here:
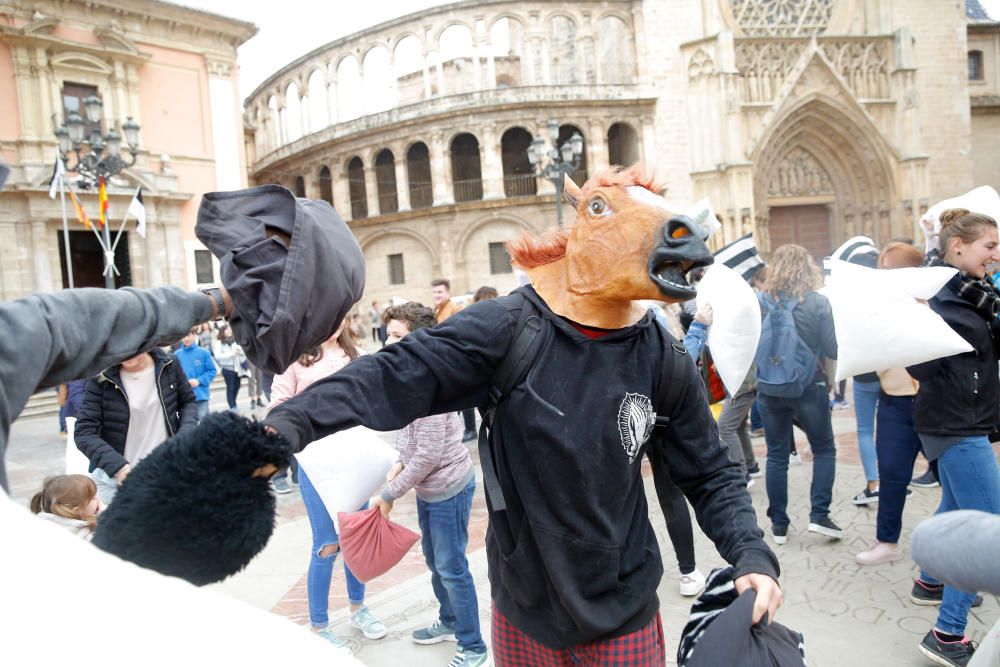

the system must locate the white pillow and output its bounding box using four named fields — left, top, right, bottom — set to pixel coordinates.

left=922, top=186, right=1000, bottom=233
left=294, top=426, right=398, bottom=527
left=826, top=260, right=973, bottom=380
left=696, top=264, right=761, bottom=397
left=1, top=494, right=360, bottom=664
